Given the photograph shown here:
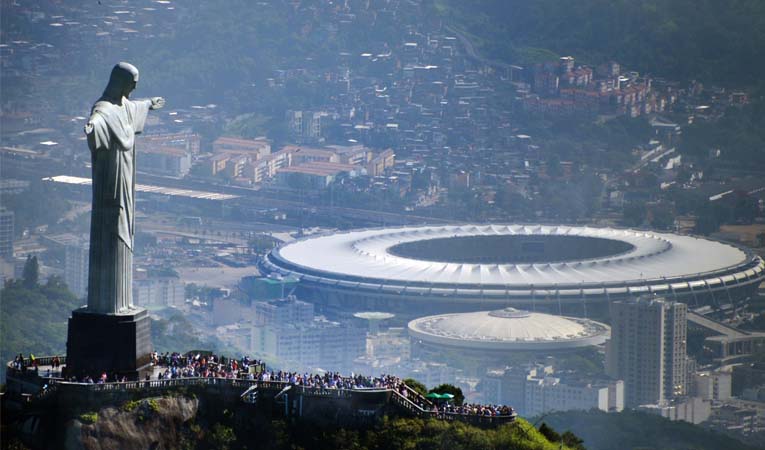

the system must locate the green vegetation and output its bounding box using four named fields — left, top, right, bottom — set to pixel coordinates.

left=74, top=403, right=579, bottom=450
left=1, top=180, right=71, bottom=237
left=78, top=412, right=98, bottom=424
left=224, top=113, right=288, bottom=146
left=122, top=400, right=141, bottom=412
left=150, top=312, right=224, bottom=355
left=518, top=115, right=648, bottom=166
left=123, top=398, right=162, bottom=422
left=539, top=423, right=586, bottom=450
left=680, top=101, right=765, bottom=167
left=251, top=417, right=578, bottom=450
left=247, top=234, right=280, bottom=254
left=553, top=348, right=605, bottom=379
left=0, top=270, right=230, bottom=379
left=540, top=410, right=760, bottom=450
left=0, top=275, right=80, bottom=379
left=207, top=423, right=237, bottom=450
left=109, top=391, right=580, bottom=450
left=435, top=0, right=765, bottom=86
left=428, top=383, right=465, bottom=406
left=402, top=378, right=427, bottom=397
left=21, top=256, right=39, bottom=289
